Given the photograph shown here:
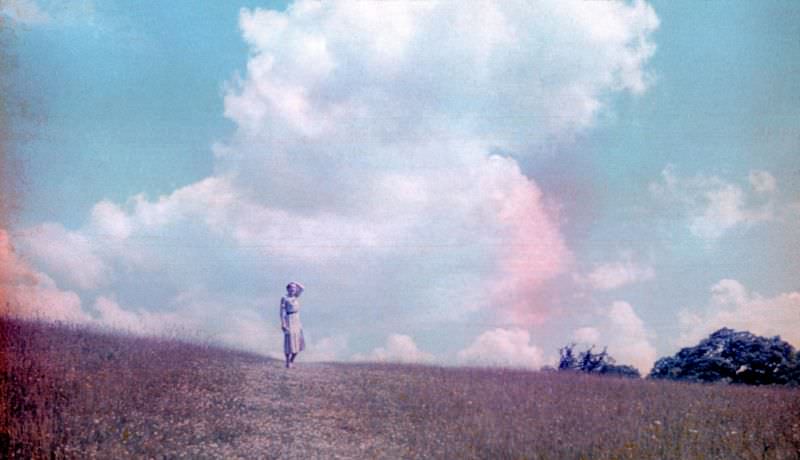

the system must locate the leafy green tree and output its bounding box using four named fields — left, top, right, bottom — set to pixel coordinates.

left=648, top=328, right=799, bottom=385
left=558, top=343, right=578, bottom=370
left=558, top=344, right=640, bottom=378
